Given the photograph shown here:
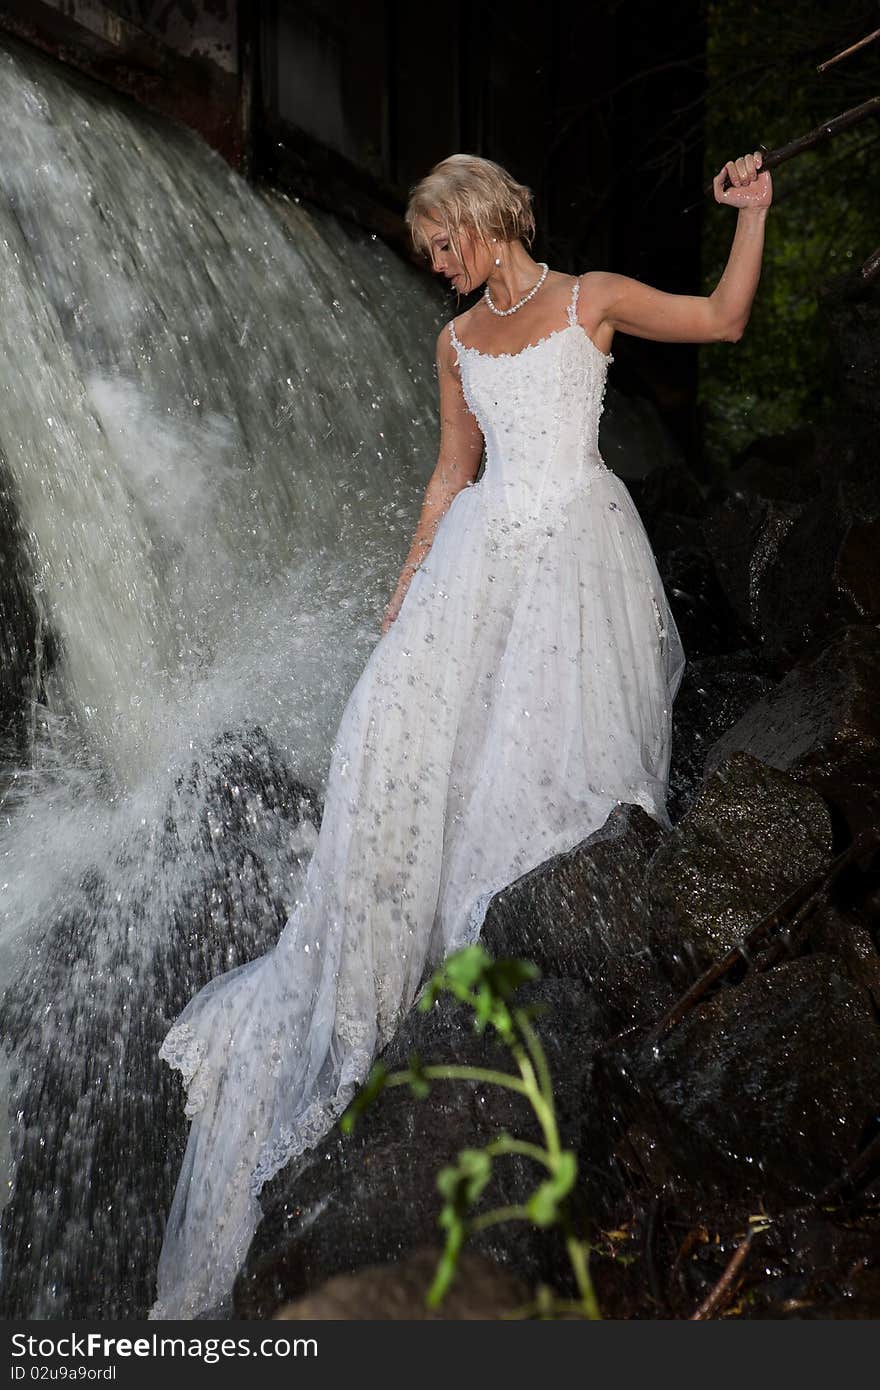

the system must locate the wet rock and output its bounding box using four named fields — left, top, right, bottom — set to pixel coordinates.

left=236, top=978, right=599, bottom=1319
left=832, top=518, right=880, bottom=622
left=273, top=1246, right=531, bottom=1319
left=817, top=267, right=880, bottom=425
left=703, top=472, right=880, bottom=668
left=805, top=903, right=880, bottom=1009
left=628, top=453, right=707, bottom=524
left=740, top=1208, right=880, bottom=1319
left=480, top=803, right=672, bottom=1031
left=603, top=395, right=696, bottom=492
left=702, top=491, right=804, bottom=654
left=609, top=955, right=880, bottom=1198
left=703, top=624, right=880, bottom=838
left=726, top=426, right=820, bottom=505
left=652, top=543, right=749, bottom=662
left=761, top=491, right=880, bottom=663
left=664, top=649, right=776, bottom=821
left=647, top=751, right=832, bottom=981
